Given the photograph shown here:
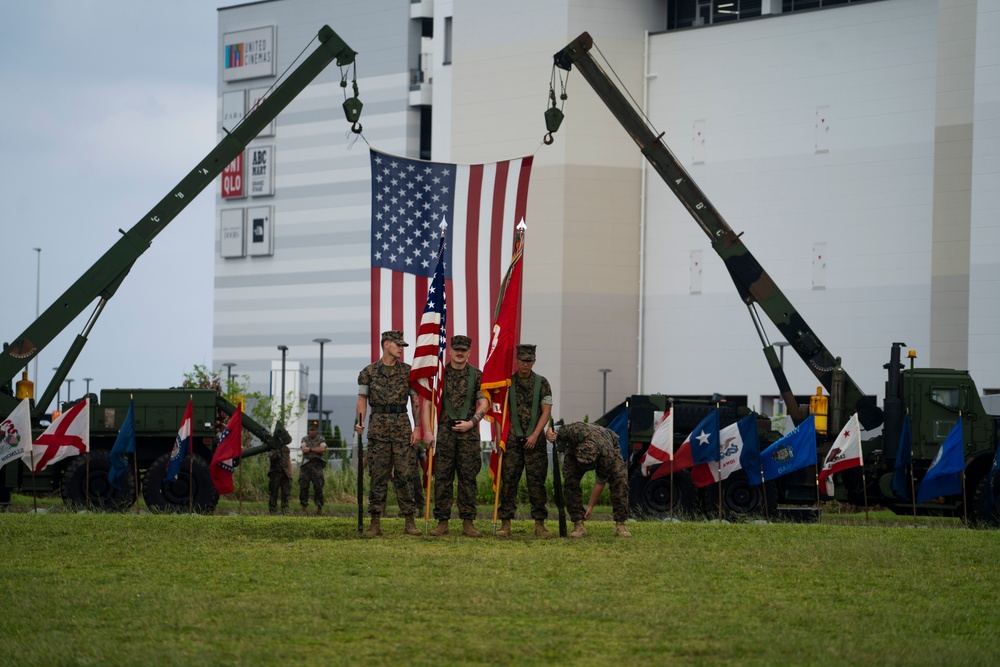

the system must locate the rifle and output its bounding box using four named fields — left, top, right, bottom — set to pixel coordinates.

left=356, top=412, right=365, bottom=533
left=550, top=418, right=567, bottom=537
